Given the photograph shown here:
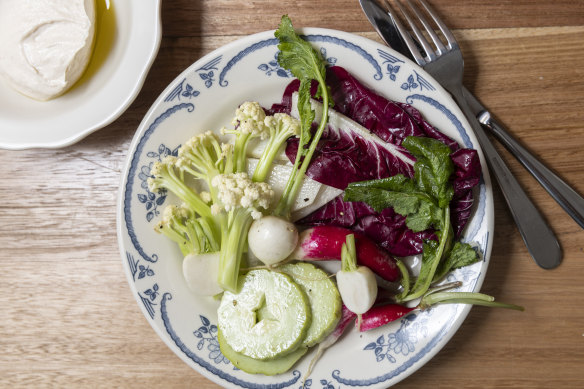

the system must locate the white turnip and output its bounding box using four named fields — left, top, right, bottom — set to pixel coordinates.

left=247, top=215, right=298, bottom=266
